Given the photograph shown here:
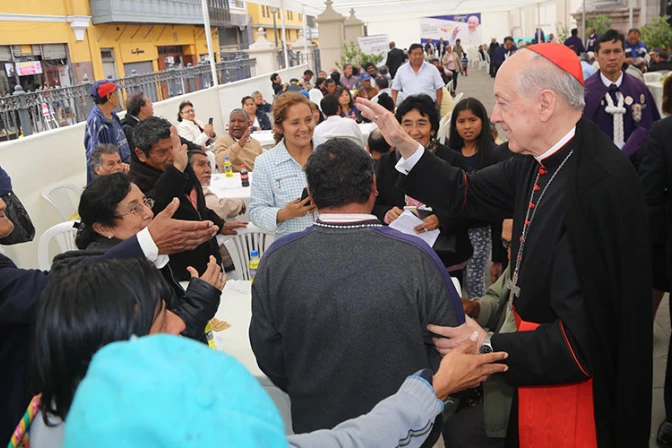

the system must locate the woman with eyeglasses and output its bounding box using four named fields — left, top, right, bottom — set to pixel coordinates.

left=51, top=173, right=224, bottom=342
left=177, top=101, right=216, bottom=146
